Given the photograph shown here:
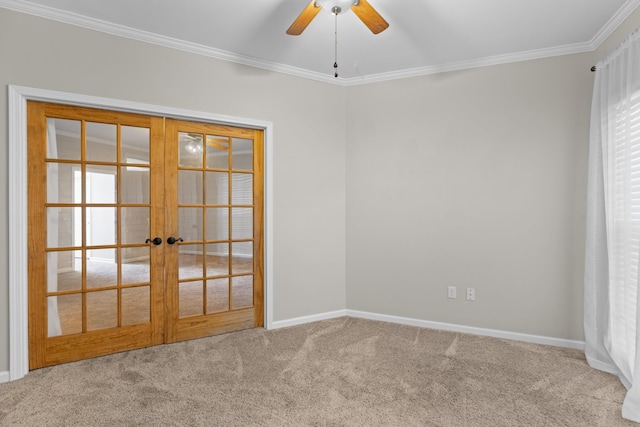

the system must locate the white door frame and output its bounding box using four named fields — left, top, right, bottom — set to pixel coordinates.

left=8, top=85, right=274, bottom=381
